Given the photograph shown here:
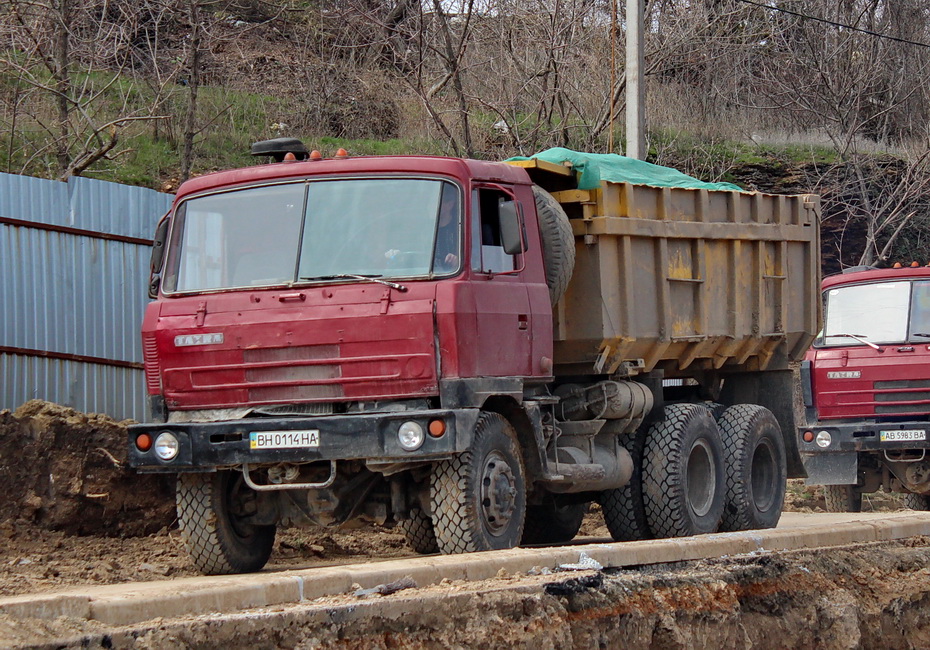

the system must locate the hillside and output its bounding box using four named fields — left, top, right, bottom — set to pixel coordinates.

left=2, top=0, right=930, bottom=269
